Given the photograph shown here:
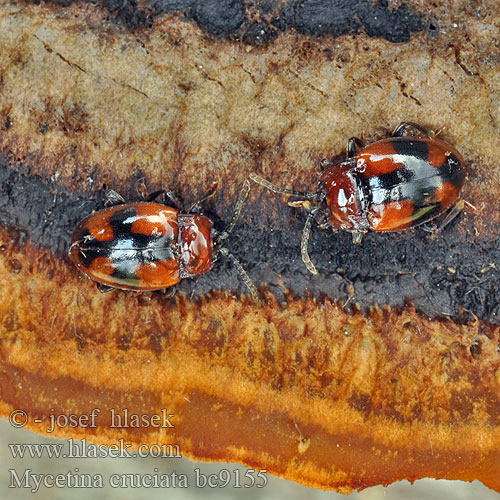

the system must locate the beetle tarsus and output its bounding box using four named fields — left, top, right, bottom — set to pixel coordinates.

left=144, top=189, right=166, bottom=202
left=320, top=158, right=333, bottom=170
left=97, top=283, right=115, bottom=293
left=159, top=286, right=177, bottom=299
left=392, top=122, right=439, bottom=138
left=162, top=191, right=183, bottom=209
left=423, top=199, right=472, bottom=239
